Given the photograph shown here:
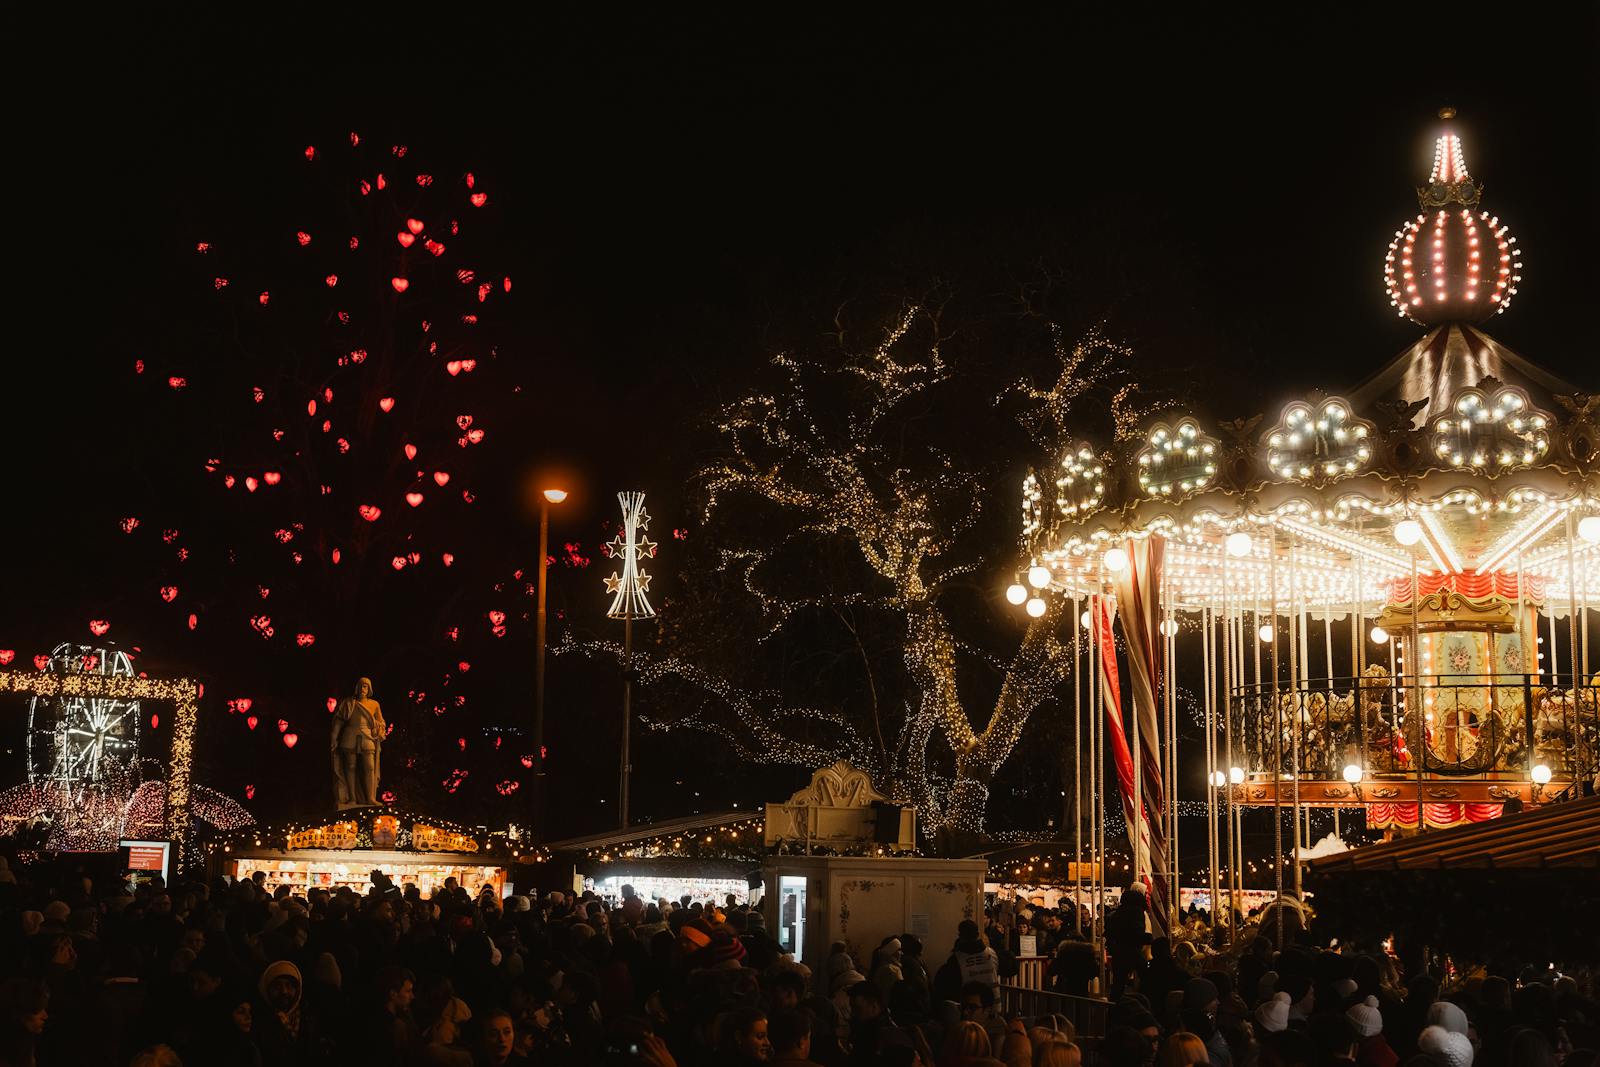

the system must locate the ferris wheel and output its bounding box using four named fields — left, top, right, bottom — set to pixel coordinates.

left=27, top=643, right=143, bottom=802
